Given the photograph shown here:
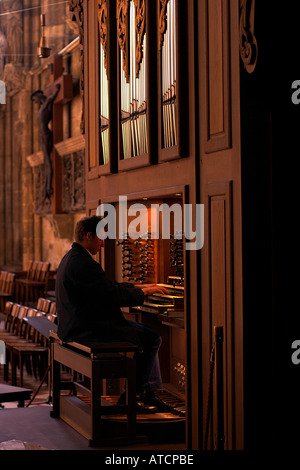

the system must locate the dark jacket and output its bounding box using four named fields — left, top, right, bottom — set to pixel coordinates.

left=55, top=242, right=145, bottom=344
